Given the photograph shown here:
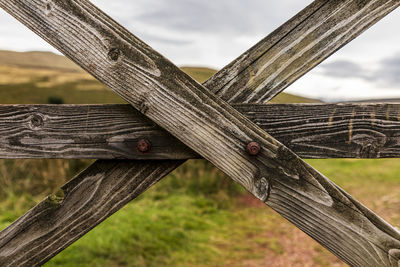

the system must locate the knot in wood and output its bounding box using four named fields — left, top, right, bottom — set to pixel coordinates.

left=44, top=2, right=52, bottom=16
left=137, top=139, right=151, bottom=153
left=360, top=143, right=380, bottom=158
left=246, top=142, right=261, bottom=156
left=30, top=114, right=44, bottom=129
left=277, top=146, right=296, bottom=161
left=352, top=134, right=385, bottom=158
left=108, top=48, right=121, bottom=61
left=254, top=177, right=270, bottom=202
left=46, top=189, right=64, bottom=206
